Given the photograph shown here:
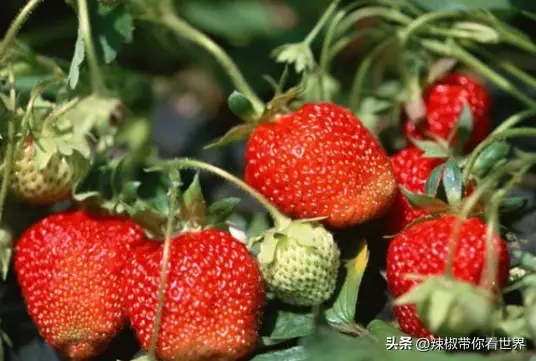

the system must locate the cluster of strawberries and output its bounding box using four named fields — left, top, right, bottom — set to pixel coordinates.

left=12, top=72, right=510, bottom=361
left=383, top=74, right=509, bottom=338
